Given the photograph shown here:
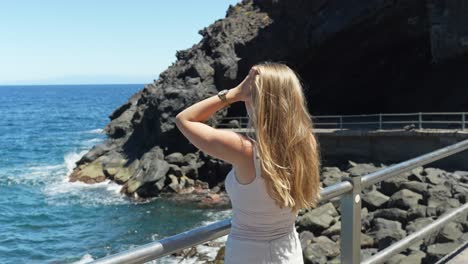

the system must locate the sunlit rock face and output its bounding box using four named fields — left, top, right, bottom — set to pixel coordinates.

left=69, top=0, right=468, bottom=200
